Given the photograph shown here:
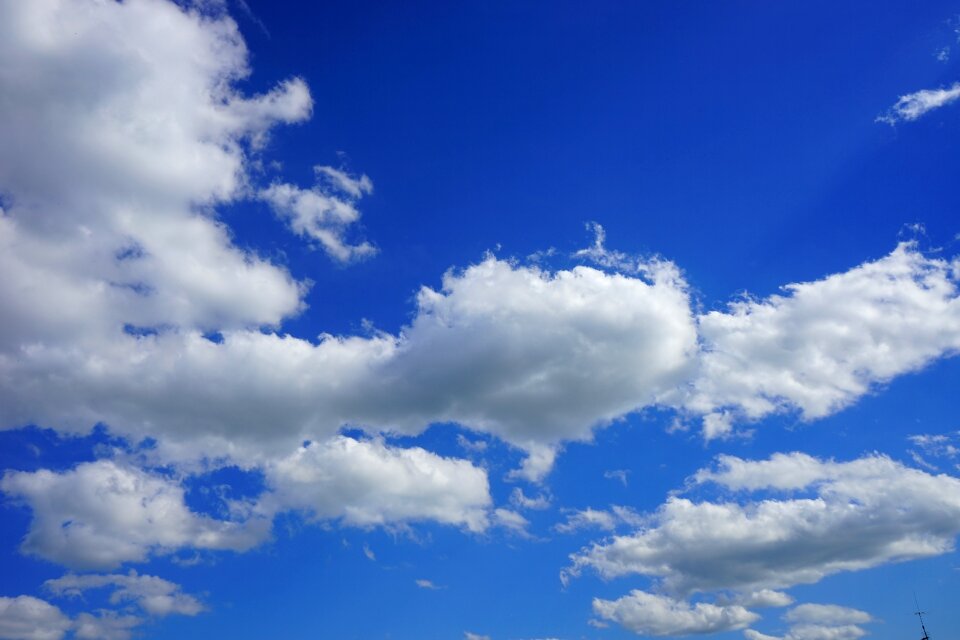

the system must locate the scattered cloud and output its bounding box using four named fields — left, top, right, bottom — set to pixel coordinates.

left=745, top=603, right=873, bottom=640
left=0, top=596, right=71, bottom=640
left=45, top=571, right=203, bottom=617
left=592, top=591, right=758, bottom=636
left=414, top=579, right=443, bottom=590
left=493, top=508, right=531, bottom=535
left=464, top=632, right=492, bottom=640
left=259, top=165, right=377, bottom=264
left=554, top=506, right=643, bottom=534
left=877, top=82, right=960, bottom=123
left=0, top=460, right=266, bottom=569
left=567, top=453, right=960, bottom=594
left=510, top=488, right=551, bottom=511
left=604, top=469, right=630, bottom=486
